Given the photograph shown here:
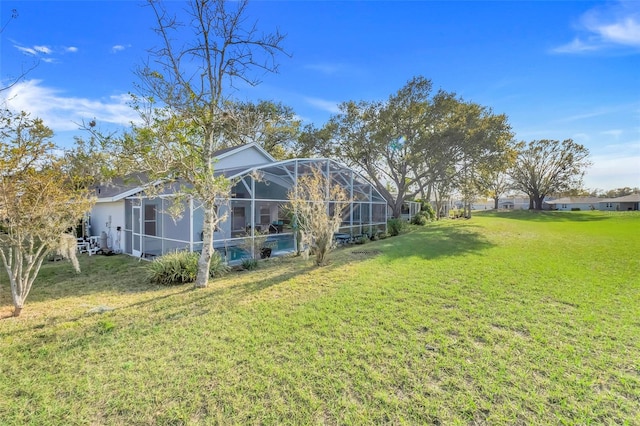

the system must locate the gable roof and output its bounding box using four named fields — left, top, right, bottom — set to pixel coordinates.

left=544, top=197, right=603, bottom=205
left=606, top=193, right=640, bottom=203
left=95, top=143, right=276, bottom=203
